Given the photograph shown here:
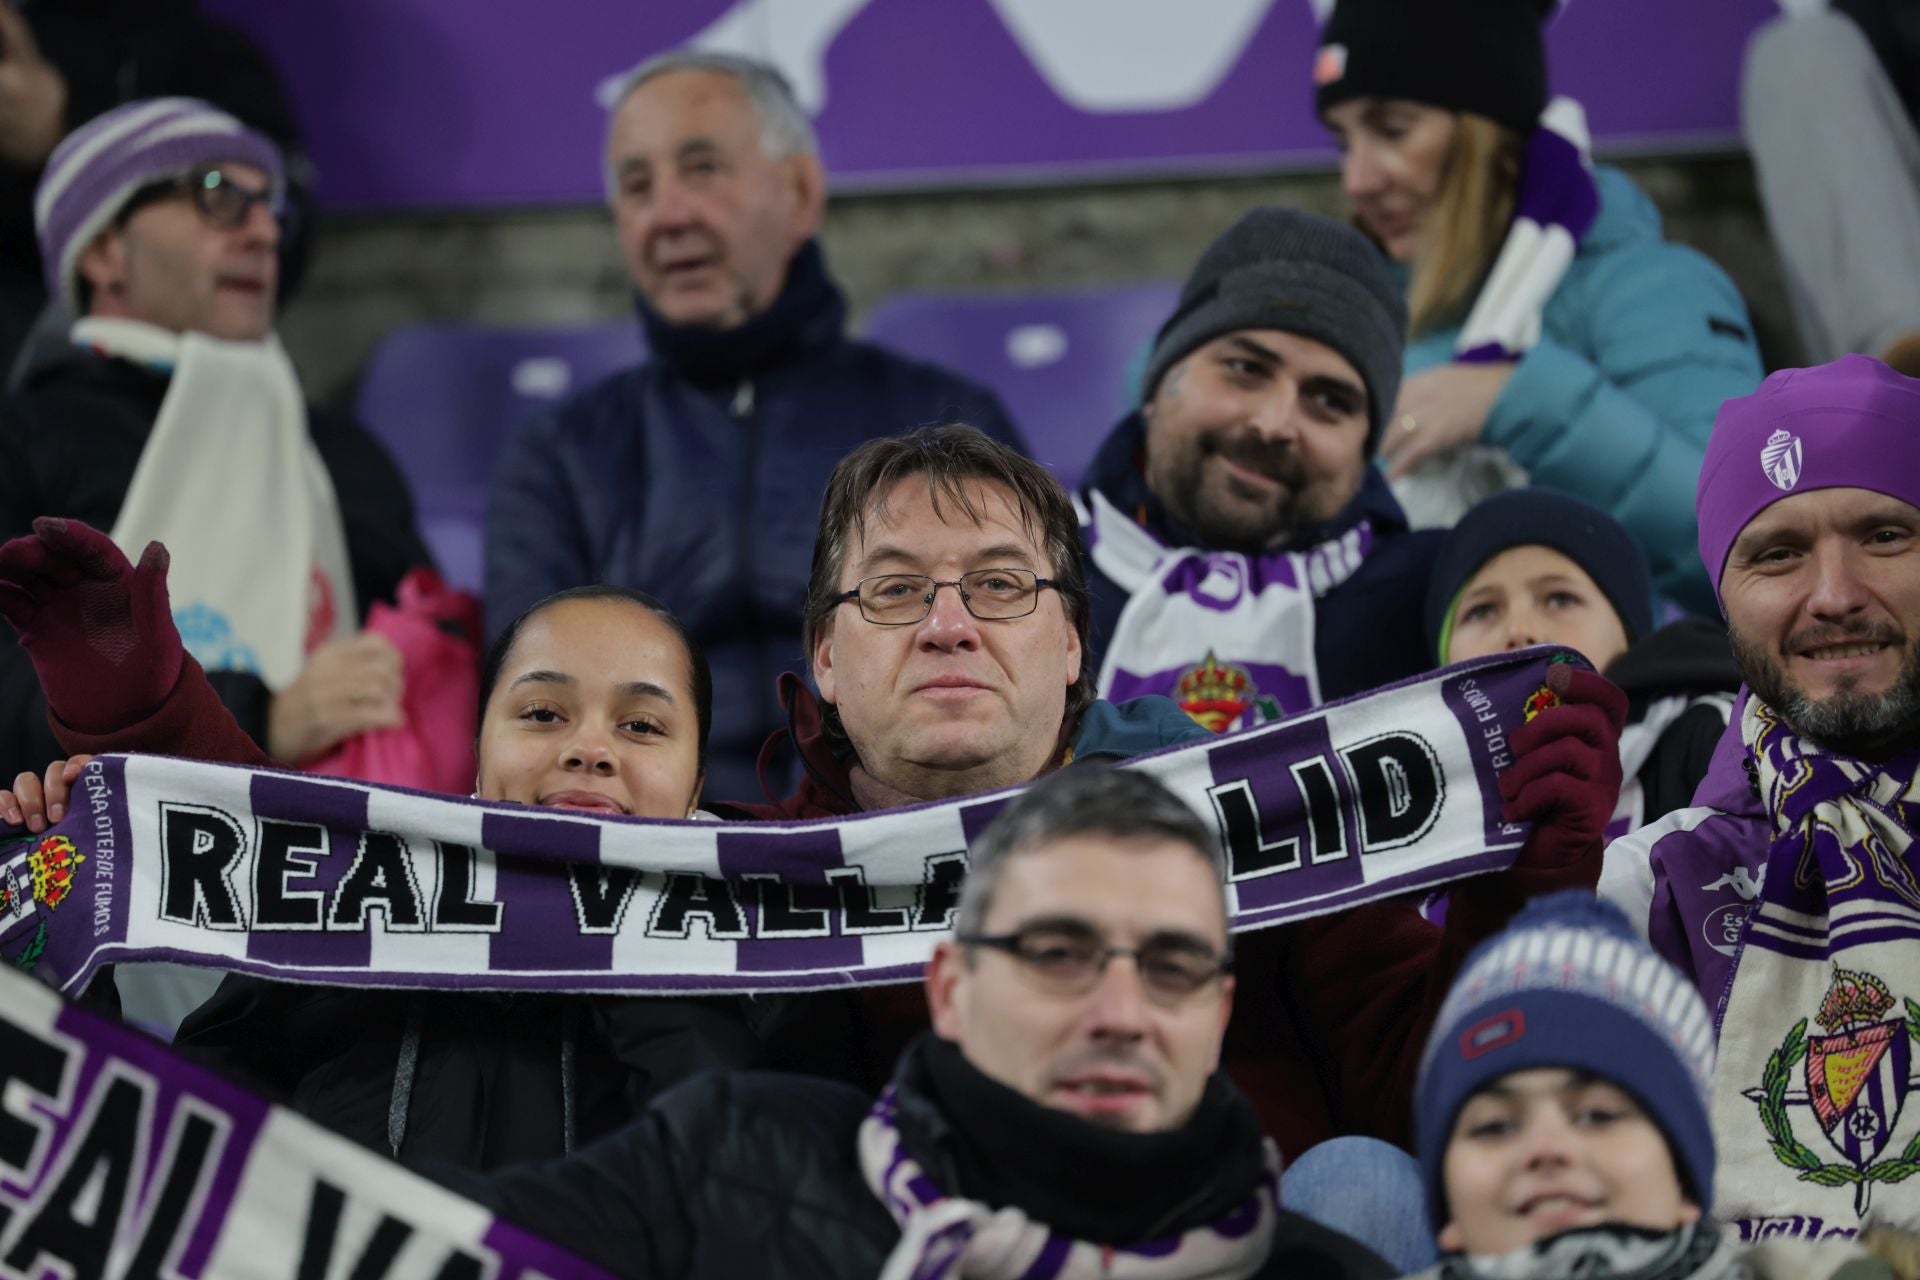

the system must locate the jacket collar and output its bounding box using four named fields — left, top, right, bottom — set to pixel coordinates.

left=1081, top=410, right=1412, bottom=553
left=635, top=238, right=847, bottom=386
